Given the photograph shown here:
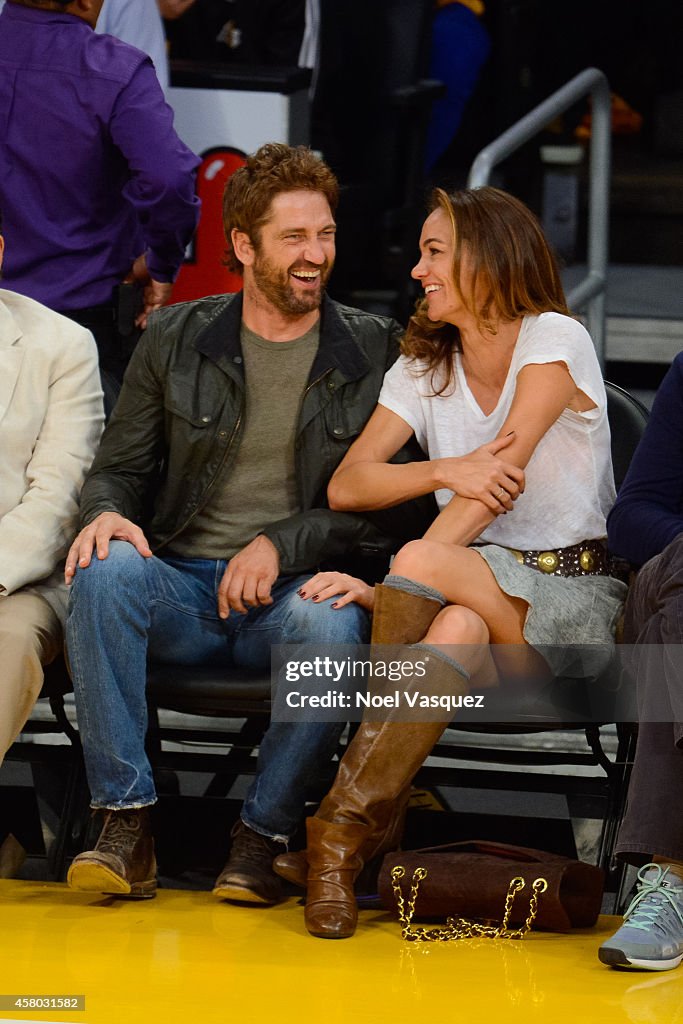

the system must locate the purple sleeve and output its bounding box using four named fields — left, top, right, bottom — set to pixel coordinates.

left=109, top=59, right=200, bottom=282
left=607, top=353, right=683, bottom=566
